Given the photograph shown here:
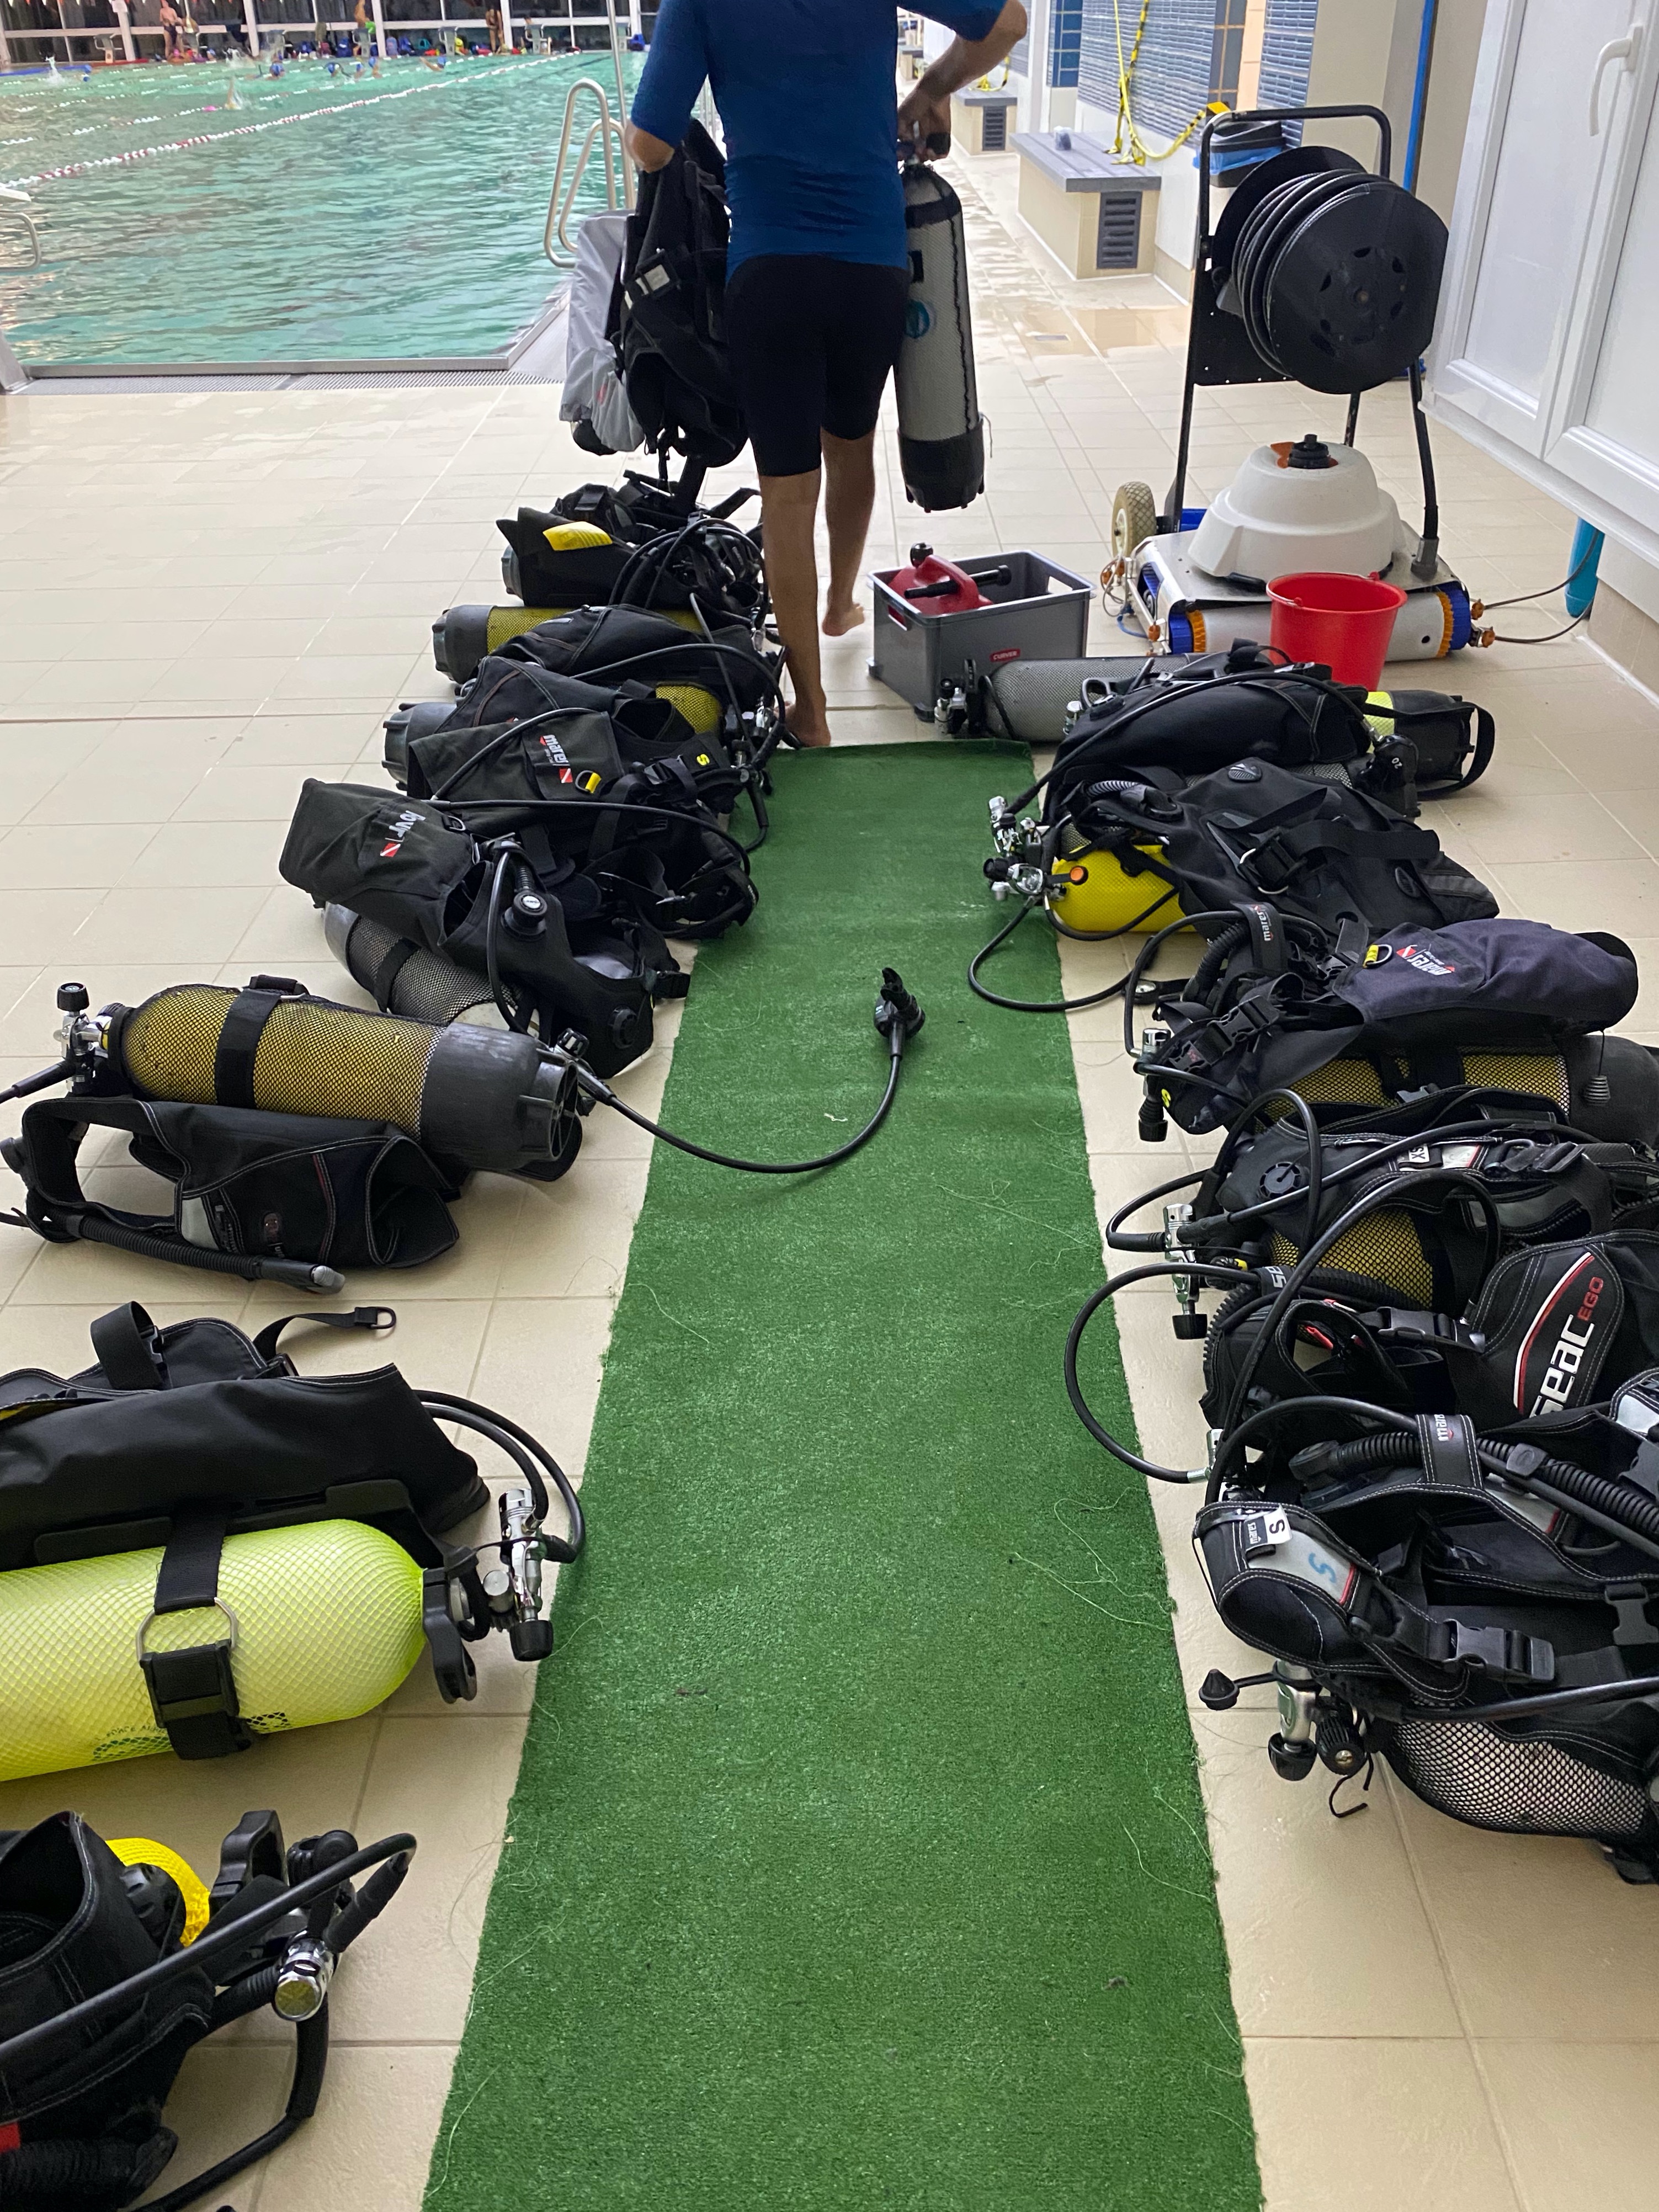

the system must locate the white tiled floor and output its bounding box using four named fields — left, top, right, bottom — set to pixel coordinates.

left=3, top=149, right=1658, bottom=2212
